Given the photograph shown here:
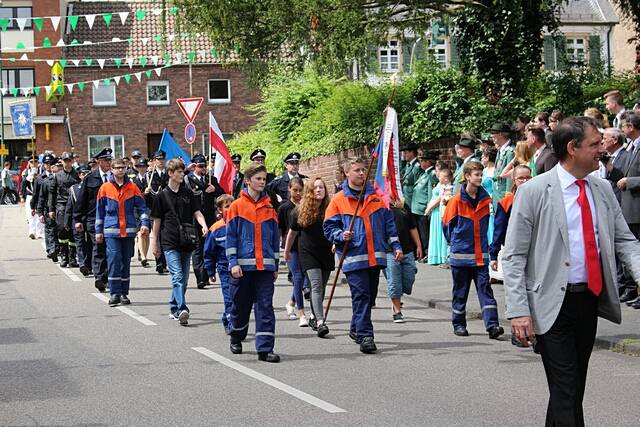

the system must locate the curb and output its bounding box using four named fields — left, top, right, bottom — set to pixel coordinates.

left=405, top=295, right=640, bottom=357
